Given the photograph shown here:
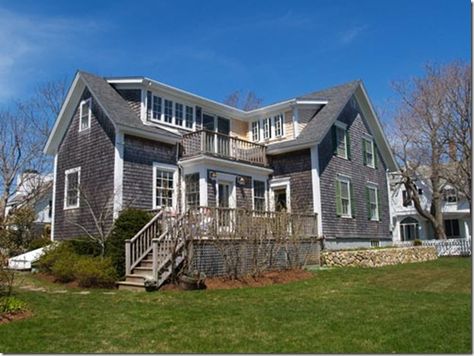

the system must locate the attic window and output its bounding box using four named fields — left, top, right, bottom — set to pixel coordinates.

left=274, top=114, right=284, bottom=137
left=79, top=98, right=92, bottom=132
